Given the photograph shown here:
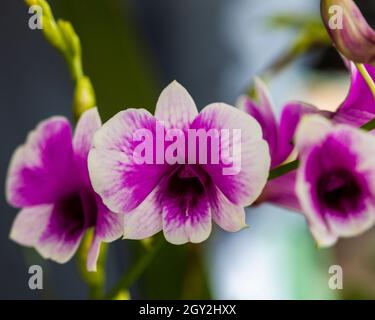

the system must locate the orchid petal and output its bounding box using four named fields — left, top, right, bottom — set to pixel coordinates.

left=36, top=195, right=86, bottom=263
left=73, top=108, right=102, bottom=186
left=95, top=197, right=123, bottom=242
left=191, top=103, right=270, bottom=206
left=276, top=102, right=318, bottom=165
left=258, top=171, right=302, bottom=213
left=237, top=79, right=278, bottom=165
left=162, top=192, right=211, bottom=245
left=88, top=109, right=171, bottom=214
left=6, top=117, right=75, bottom=208
left=209, top=186, right=247, bottom=232
left=123, top=187, right=162, bottom=240
left=10, top=205, right=52, bottom=247
left=87, top=235, right=101, bottom=272
left=334, top=63, right=375, bottom=126
left=295, top=115, right=332, bottom=153
left=155, top=81, right=198, bottom=130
